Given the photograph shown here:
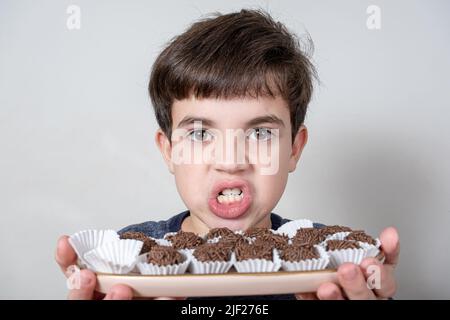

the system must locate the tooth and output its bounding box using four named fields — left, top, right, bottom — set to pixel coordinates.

left=222, top=189, right=232, bottom=196
left=217, top=191, right=244, bottom=204
left=231, top=188, right=241, bottom=194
